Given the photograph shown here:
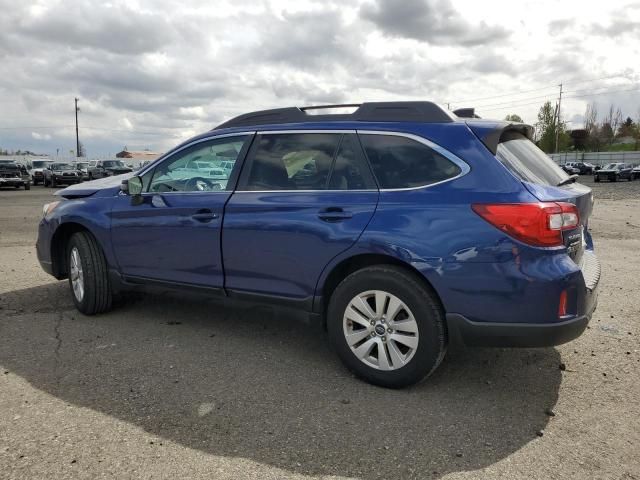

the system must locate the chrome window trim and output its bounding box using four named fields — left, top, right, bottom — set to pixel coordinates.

left=356, top=130, right=471, bottom=192
left=137, top=131, right=255, bottom=178
left=235, top=129, right=470, bottom=193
